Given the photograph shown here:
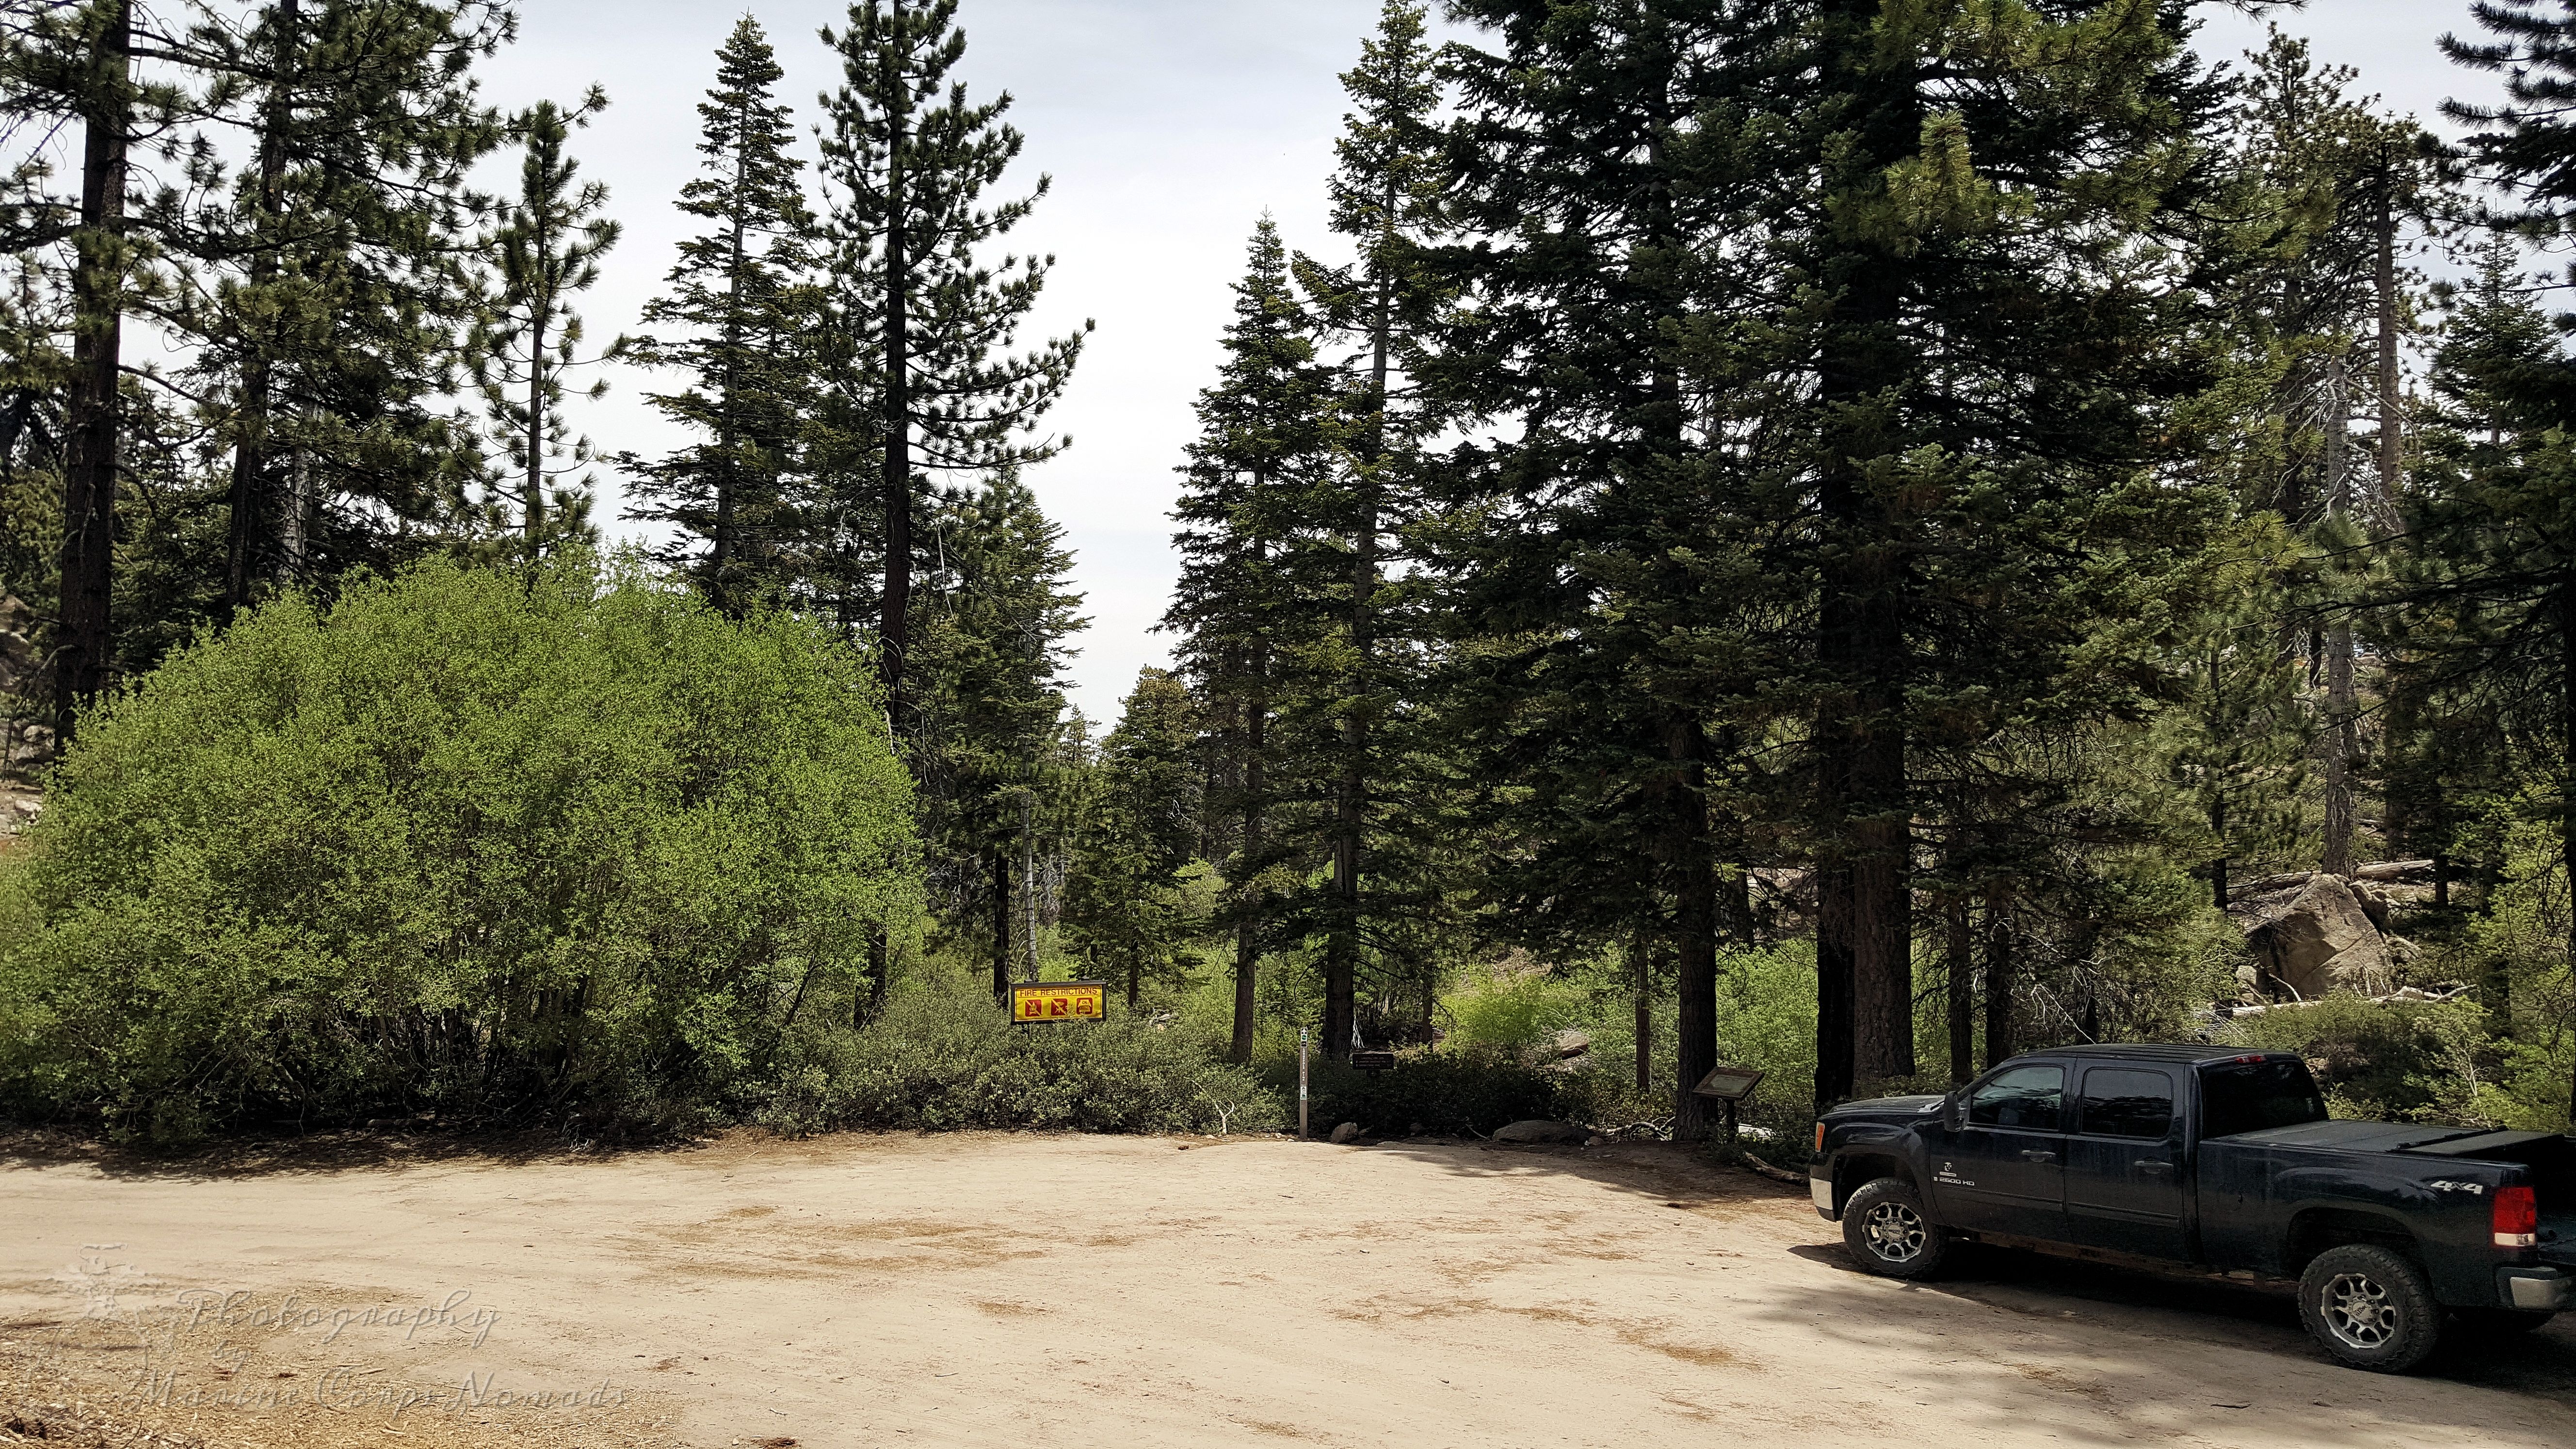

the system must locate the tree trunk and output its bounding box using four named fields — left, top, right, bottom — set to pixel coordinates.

left=2322, top=355, right=2356, bottom=879
left=1632, top=931, right=1652, bottom=1094
left=859, top=925, right=889, bottom=1026
left=1945, top=890, right=1973, bottom=1085
left=54, top=0, right=131, bottom=742
left=1669, top=717, right=1719, bottom=1140
left=225, top=0, right=298, bottom=615
left=1981, top=886, right=2013, bottom=1072
left=1230, top=651, right=1268, bottom=1064
left=1811, top=9, right=1913, bottom=1099
left=1814, top=859, right=1855, bottom=1111
left=2376, top=155, right=2402, bottom=504
left=2562, top=582, right=2575, bottom=1110
left=1325, top=250, right=1395, bottom=1072
left=990, top=849, right=1011, bottom=1003
left=280, top=437, right=311, bottom=582
left=711, top=92, right=752, bottom=613
left=877, top=20, right=914, bottom=713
